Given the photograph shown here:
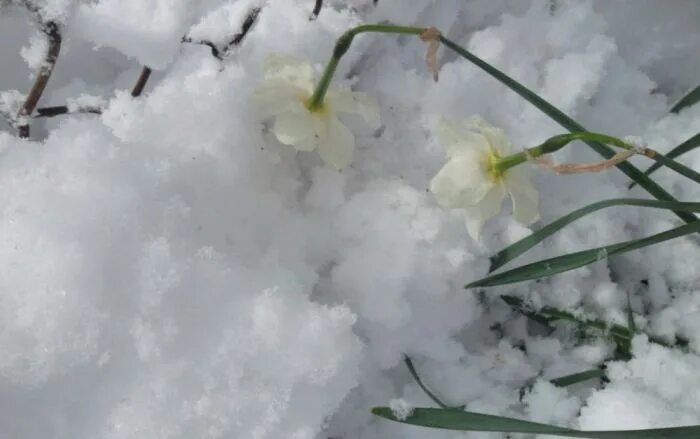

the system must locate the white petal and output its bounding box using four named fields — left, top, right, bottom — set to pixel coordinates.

left=326, top=90, right=381, bottom=129
left=262, top=54, right=314, bottom=94
left=437, top=118, right=489, bottom=159
left=254, top=81, right=307, bottom=117
left=317, top=116, right=354, bottom=170
left=504, top=167, right=540, bottom=224
left=466, top=115, right=513, bottom=155
left=430, top=153, right=493, bottom=208
left=463, top=183, right=506, bottom=240
left=272, top=111, right=321, bottom=152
